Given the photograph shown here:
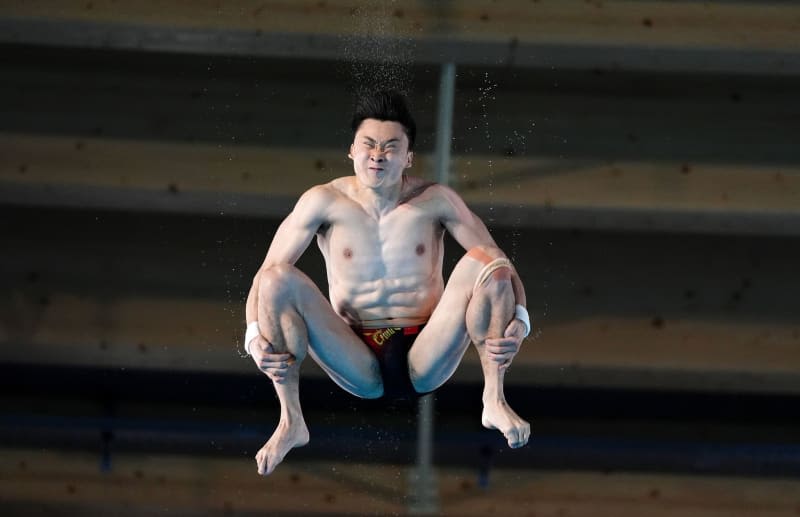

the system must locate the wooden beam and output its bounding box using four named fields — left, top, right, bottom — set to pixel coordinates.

left=2, top=134, right=799, bottom=235
left=1, top=1, right=799, bottom=74
left=2, top=291, right=799, bottom=393
left=2, top=448, right=800, bottom=516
